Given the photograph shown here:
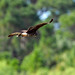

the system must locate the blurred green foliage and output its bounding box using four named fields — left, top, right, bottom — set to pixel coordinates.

left=0, top=0, right=75, bottom=75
